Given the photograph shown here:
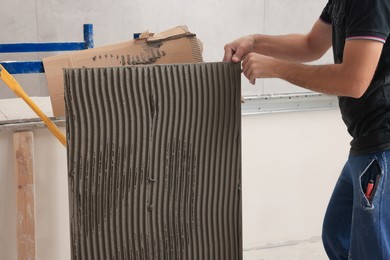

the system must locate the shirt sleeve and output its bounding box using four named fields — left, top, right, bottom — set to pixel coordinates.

left=320, top=2, right=332, bottom=24
left=346, top=0, right=390, bottom=43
